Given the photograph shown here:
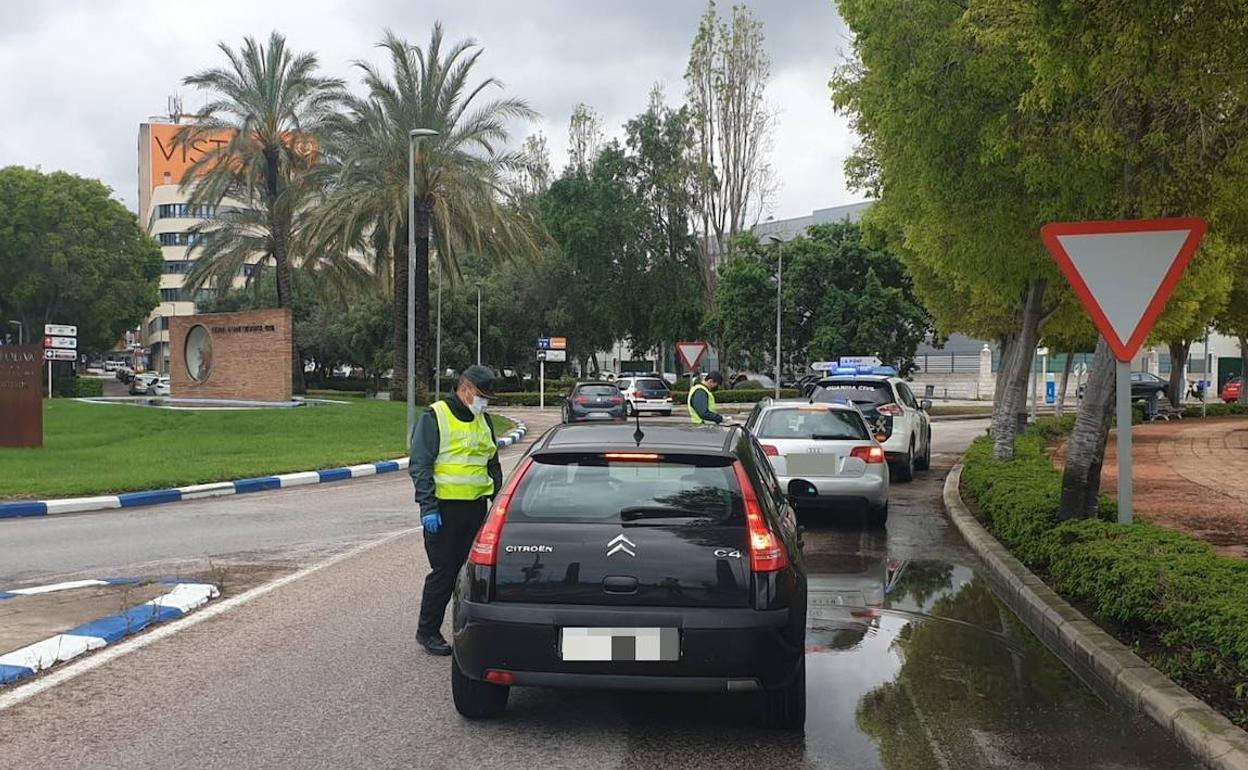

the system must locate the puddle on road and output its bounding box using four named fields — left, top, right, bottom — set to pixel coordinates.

left=800, top=545, right=1200, bottom=769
